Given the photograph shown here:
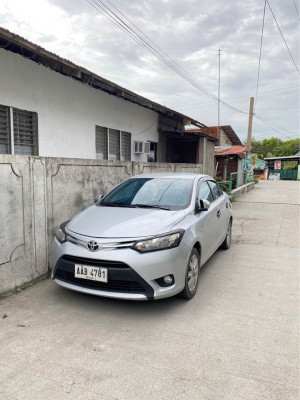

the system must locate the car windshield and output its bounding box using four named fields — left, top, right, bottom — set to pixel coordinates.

left=99, top=178, right=194, bottom=210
